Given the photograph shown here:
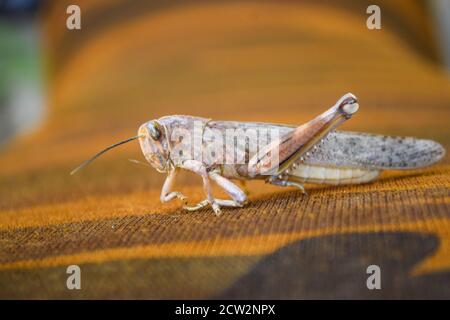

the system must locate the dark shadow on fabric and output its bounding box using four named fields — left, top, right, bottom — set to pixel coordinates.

left=216, top=232, right=450, bottom=299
